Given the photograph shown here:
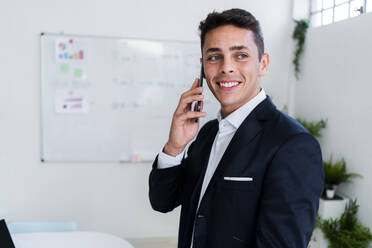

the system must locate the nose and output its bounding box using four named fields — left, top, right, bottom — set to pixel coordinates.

left=220, top=57, right=235, bottom=74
